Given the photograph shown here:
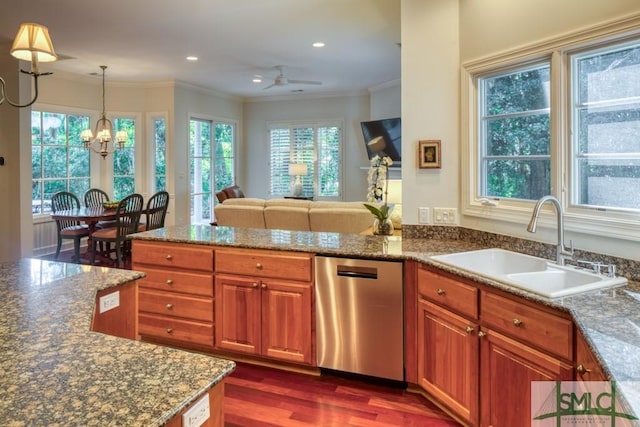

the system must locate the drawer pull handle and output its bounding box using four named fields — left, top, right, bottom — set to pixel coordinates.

left=166, top=303, right=173, bottom=310
left=256, top=263, right=263, bottom=269
left=165, top=254, right=173, bottom=260
left=252, top=282, right=258, bottom=288
left=478, top=331, right=486, bottom=338
left=261, top=283, right=267, bottom=289
left=576, top=364, right=592, bottom=374
left=436, top=288, right=446, bottom=295
left=166, top=328, right=173, bottom=334
left=465, top=326, right=474, bottom=334
left=512, top=318, right=523, bottom=327
left=166, top=279, right=173, bottom=285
